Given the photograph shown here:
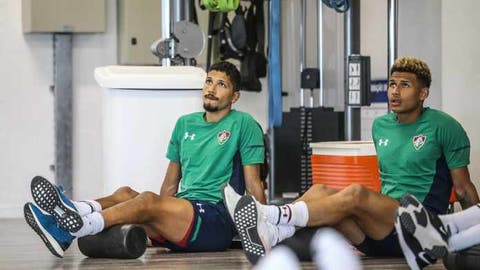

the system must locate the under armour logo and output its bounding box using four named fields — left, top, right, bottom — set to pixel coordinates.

left=196, top=203, right=205, bottom=213
left=378, top=138, right=389, bottom=146
left=184, top=132, right=195, bottom=141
